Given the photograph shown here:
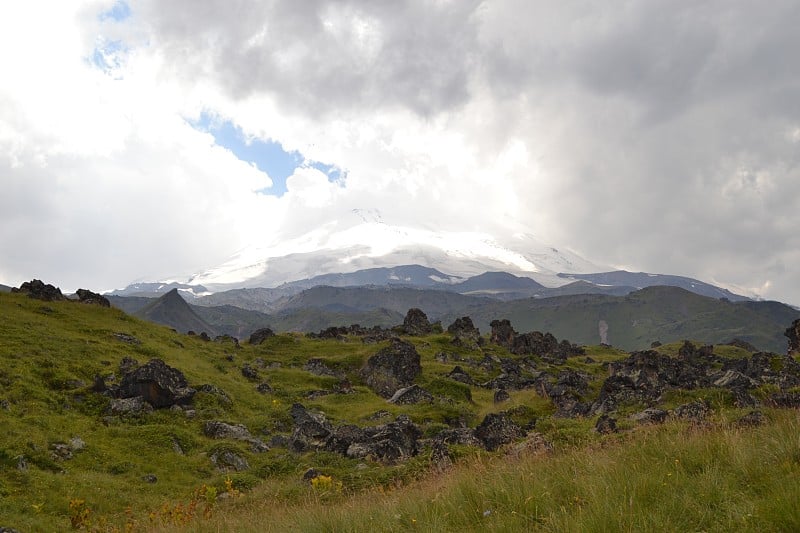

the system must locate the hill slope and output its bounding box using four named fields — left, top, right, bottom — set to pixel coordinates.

left=134, top=288, right=217, bottom=335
